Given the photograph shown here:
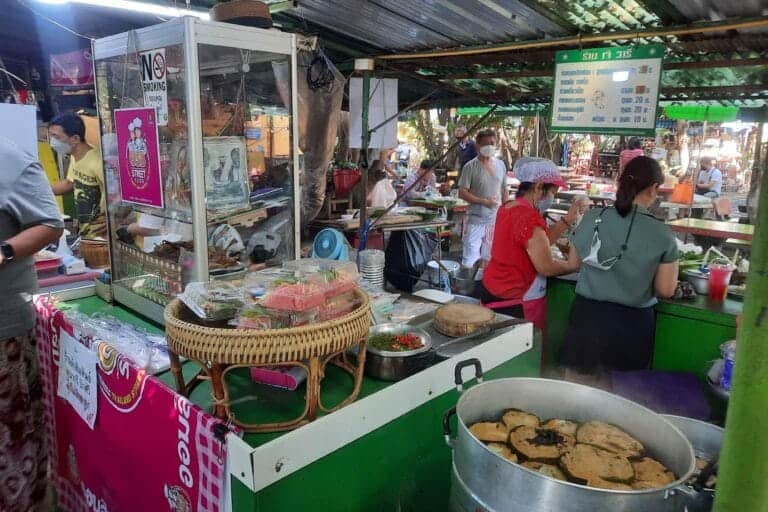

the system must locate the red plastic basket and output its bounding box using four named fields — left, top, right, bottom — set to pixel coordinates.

left=333, top=168, right=361, bottom=197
